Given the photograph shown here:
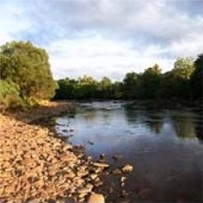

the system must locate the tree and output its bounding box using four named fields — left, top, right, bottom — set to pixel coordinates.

left=123, top=72, right=140, bottom=99
left=54, top=78, right=77, bottom=100
left=76, top=75, right=98, bottom=99
left=174, top=57, right=194, bottom=79
left=98, top=77, right=112, bottom=99
left=160, top=57, right=195, bottom=98
left=159, top=71, right=175, bottom=98
left=0, top=41, right=56, bottom=100
left=139, top=64, right=162, bottom=98
left=112, top=82, right=124, bottom=99
left=100, top=77, right=111, bottom=90
left=190, top=54, right=203, bottom=99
